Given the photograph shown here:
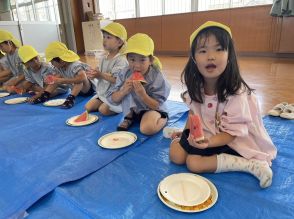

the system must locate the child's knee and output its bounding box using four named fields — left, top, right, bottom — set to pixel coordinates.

left=186, top=155, right=203, bottom=173
left=169, top=140, right=186, bottom=165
